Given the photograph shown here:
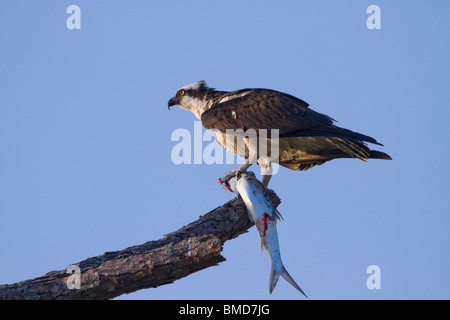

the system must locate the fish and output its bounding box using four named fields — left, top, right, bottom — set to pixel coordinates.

left=219, top=172, right=307, bottom=297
